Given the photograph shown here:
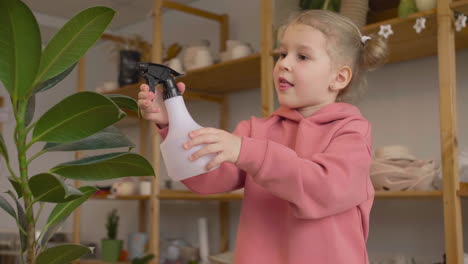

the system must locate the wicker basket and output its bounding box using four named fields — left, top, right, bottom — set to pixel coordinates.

left=340, top=0, right=370, bottom=28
